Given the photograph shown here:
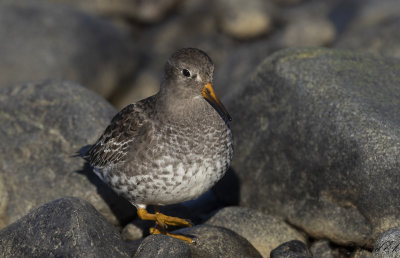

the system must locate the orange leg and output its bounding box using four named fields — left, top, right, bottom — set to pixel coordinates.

left=137, top=206, right=194, bottom=244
